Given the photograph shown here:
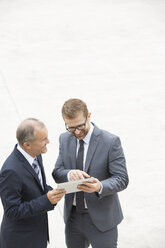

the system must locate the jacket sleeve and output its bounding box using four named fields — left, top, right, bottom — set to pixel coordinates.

left=45, top=184, right=53, bottom=192
left=52, top=135, right=70, bottom=183
left=100, top=136, right=129, bottom=197
left=0, top=169, right=54, bottom=220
